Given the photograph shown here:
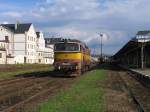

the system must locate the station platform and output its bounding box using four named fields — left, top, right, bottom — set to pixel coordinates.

left=130, top=69, right=150, bottom=78
left=118, top=64, right=150, bottom=78
left=131, top=69, right=150, bottom=78
left=118, top=64, right=150, bottom=88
